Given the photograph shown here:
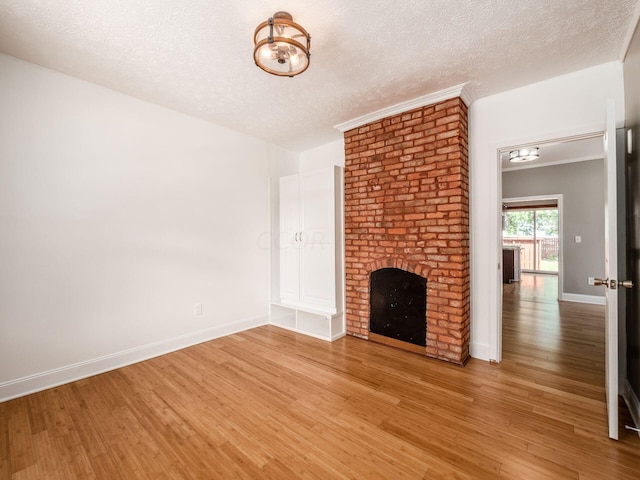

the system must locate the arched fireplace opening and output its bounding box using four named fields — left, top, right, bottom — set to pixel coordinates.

left=370, top=268, right=427, bottom=347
